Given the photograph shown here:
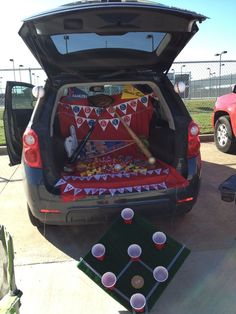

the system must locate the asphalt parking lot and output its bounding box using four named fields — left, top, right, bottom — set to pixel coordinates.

left=1, top=142, right=236, bottom=314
